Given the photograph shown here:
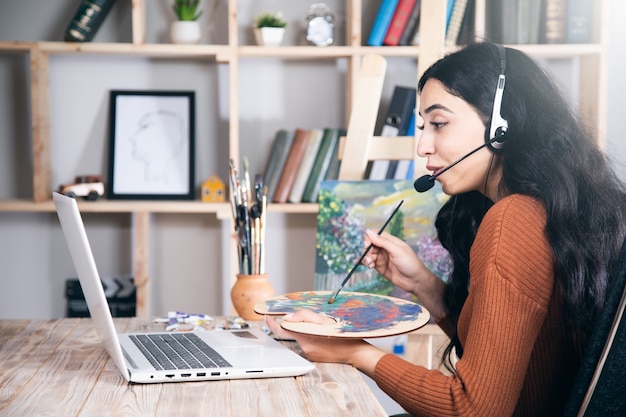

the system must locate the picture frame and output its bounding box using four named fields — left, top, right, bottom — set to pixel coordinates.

left=107, top=90, right=195, bottom=200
